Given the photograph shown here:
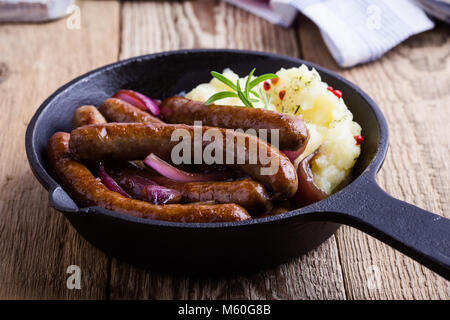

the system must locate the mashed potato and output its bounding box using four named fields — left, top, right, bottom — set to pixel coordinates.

left=186, top=66, right=361, bottom=195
